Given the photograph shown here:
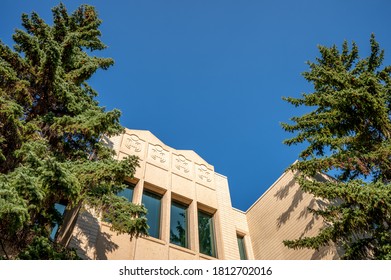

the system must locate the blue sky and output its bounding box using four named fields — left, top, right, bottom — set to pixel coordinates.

left=2, top=0, right=391, bottom=211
